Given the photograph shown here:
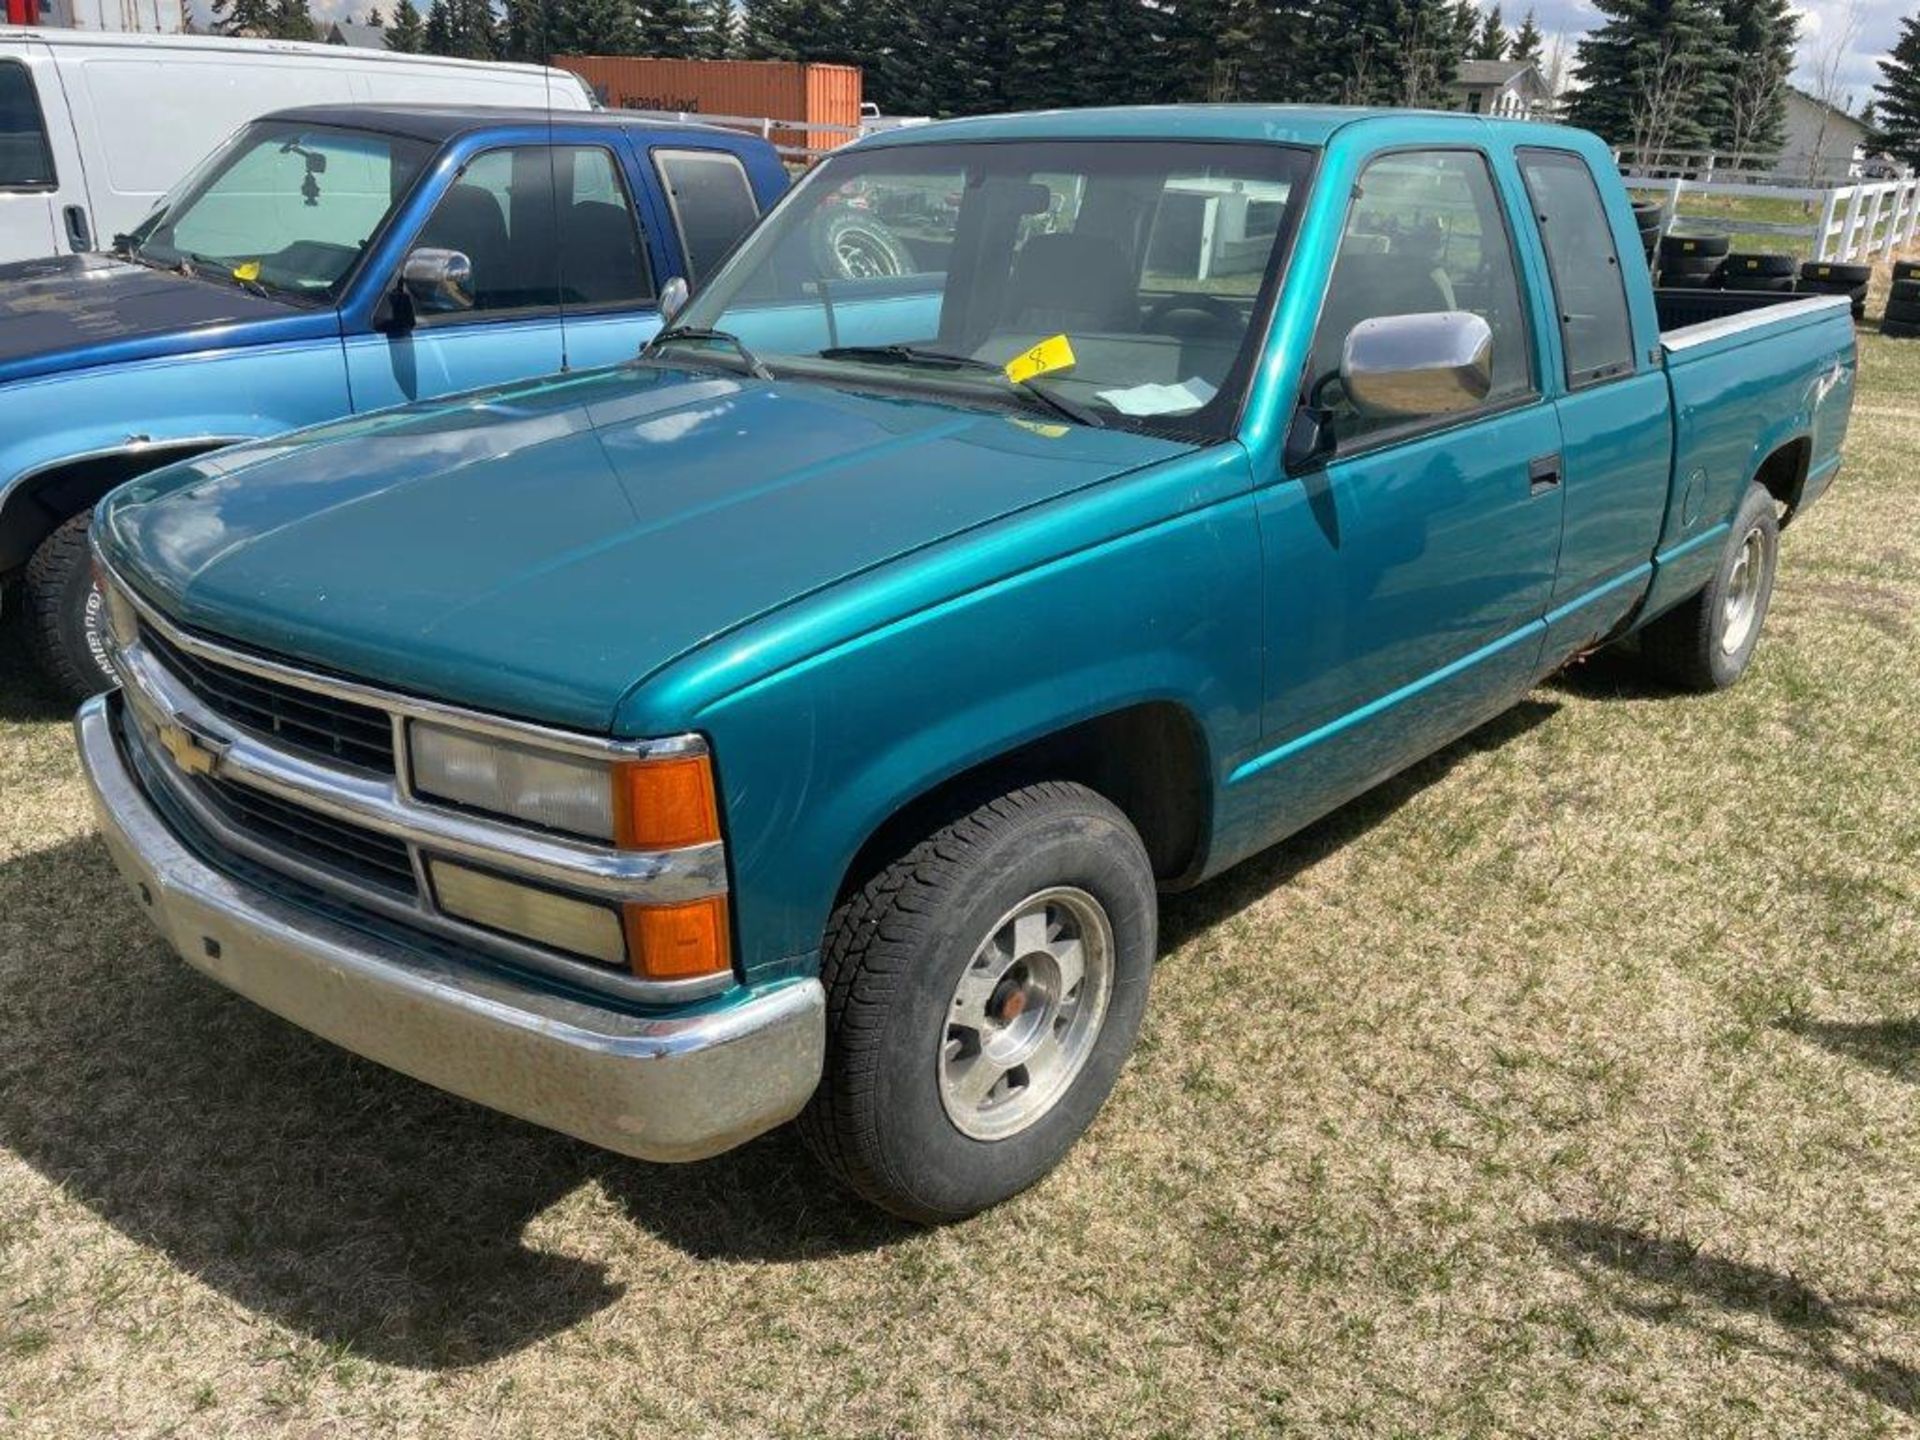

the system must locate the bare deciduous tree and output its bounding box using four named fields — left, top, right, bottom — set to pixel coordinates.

left=1804, top=0, right=1866, bottom=182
